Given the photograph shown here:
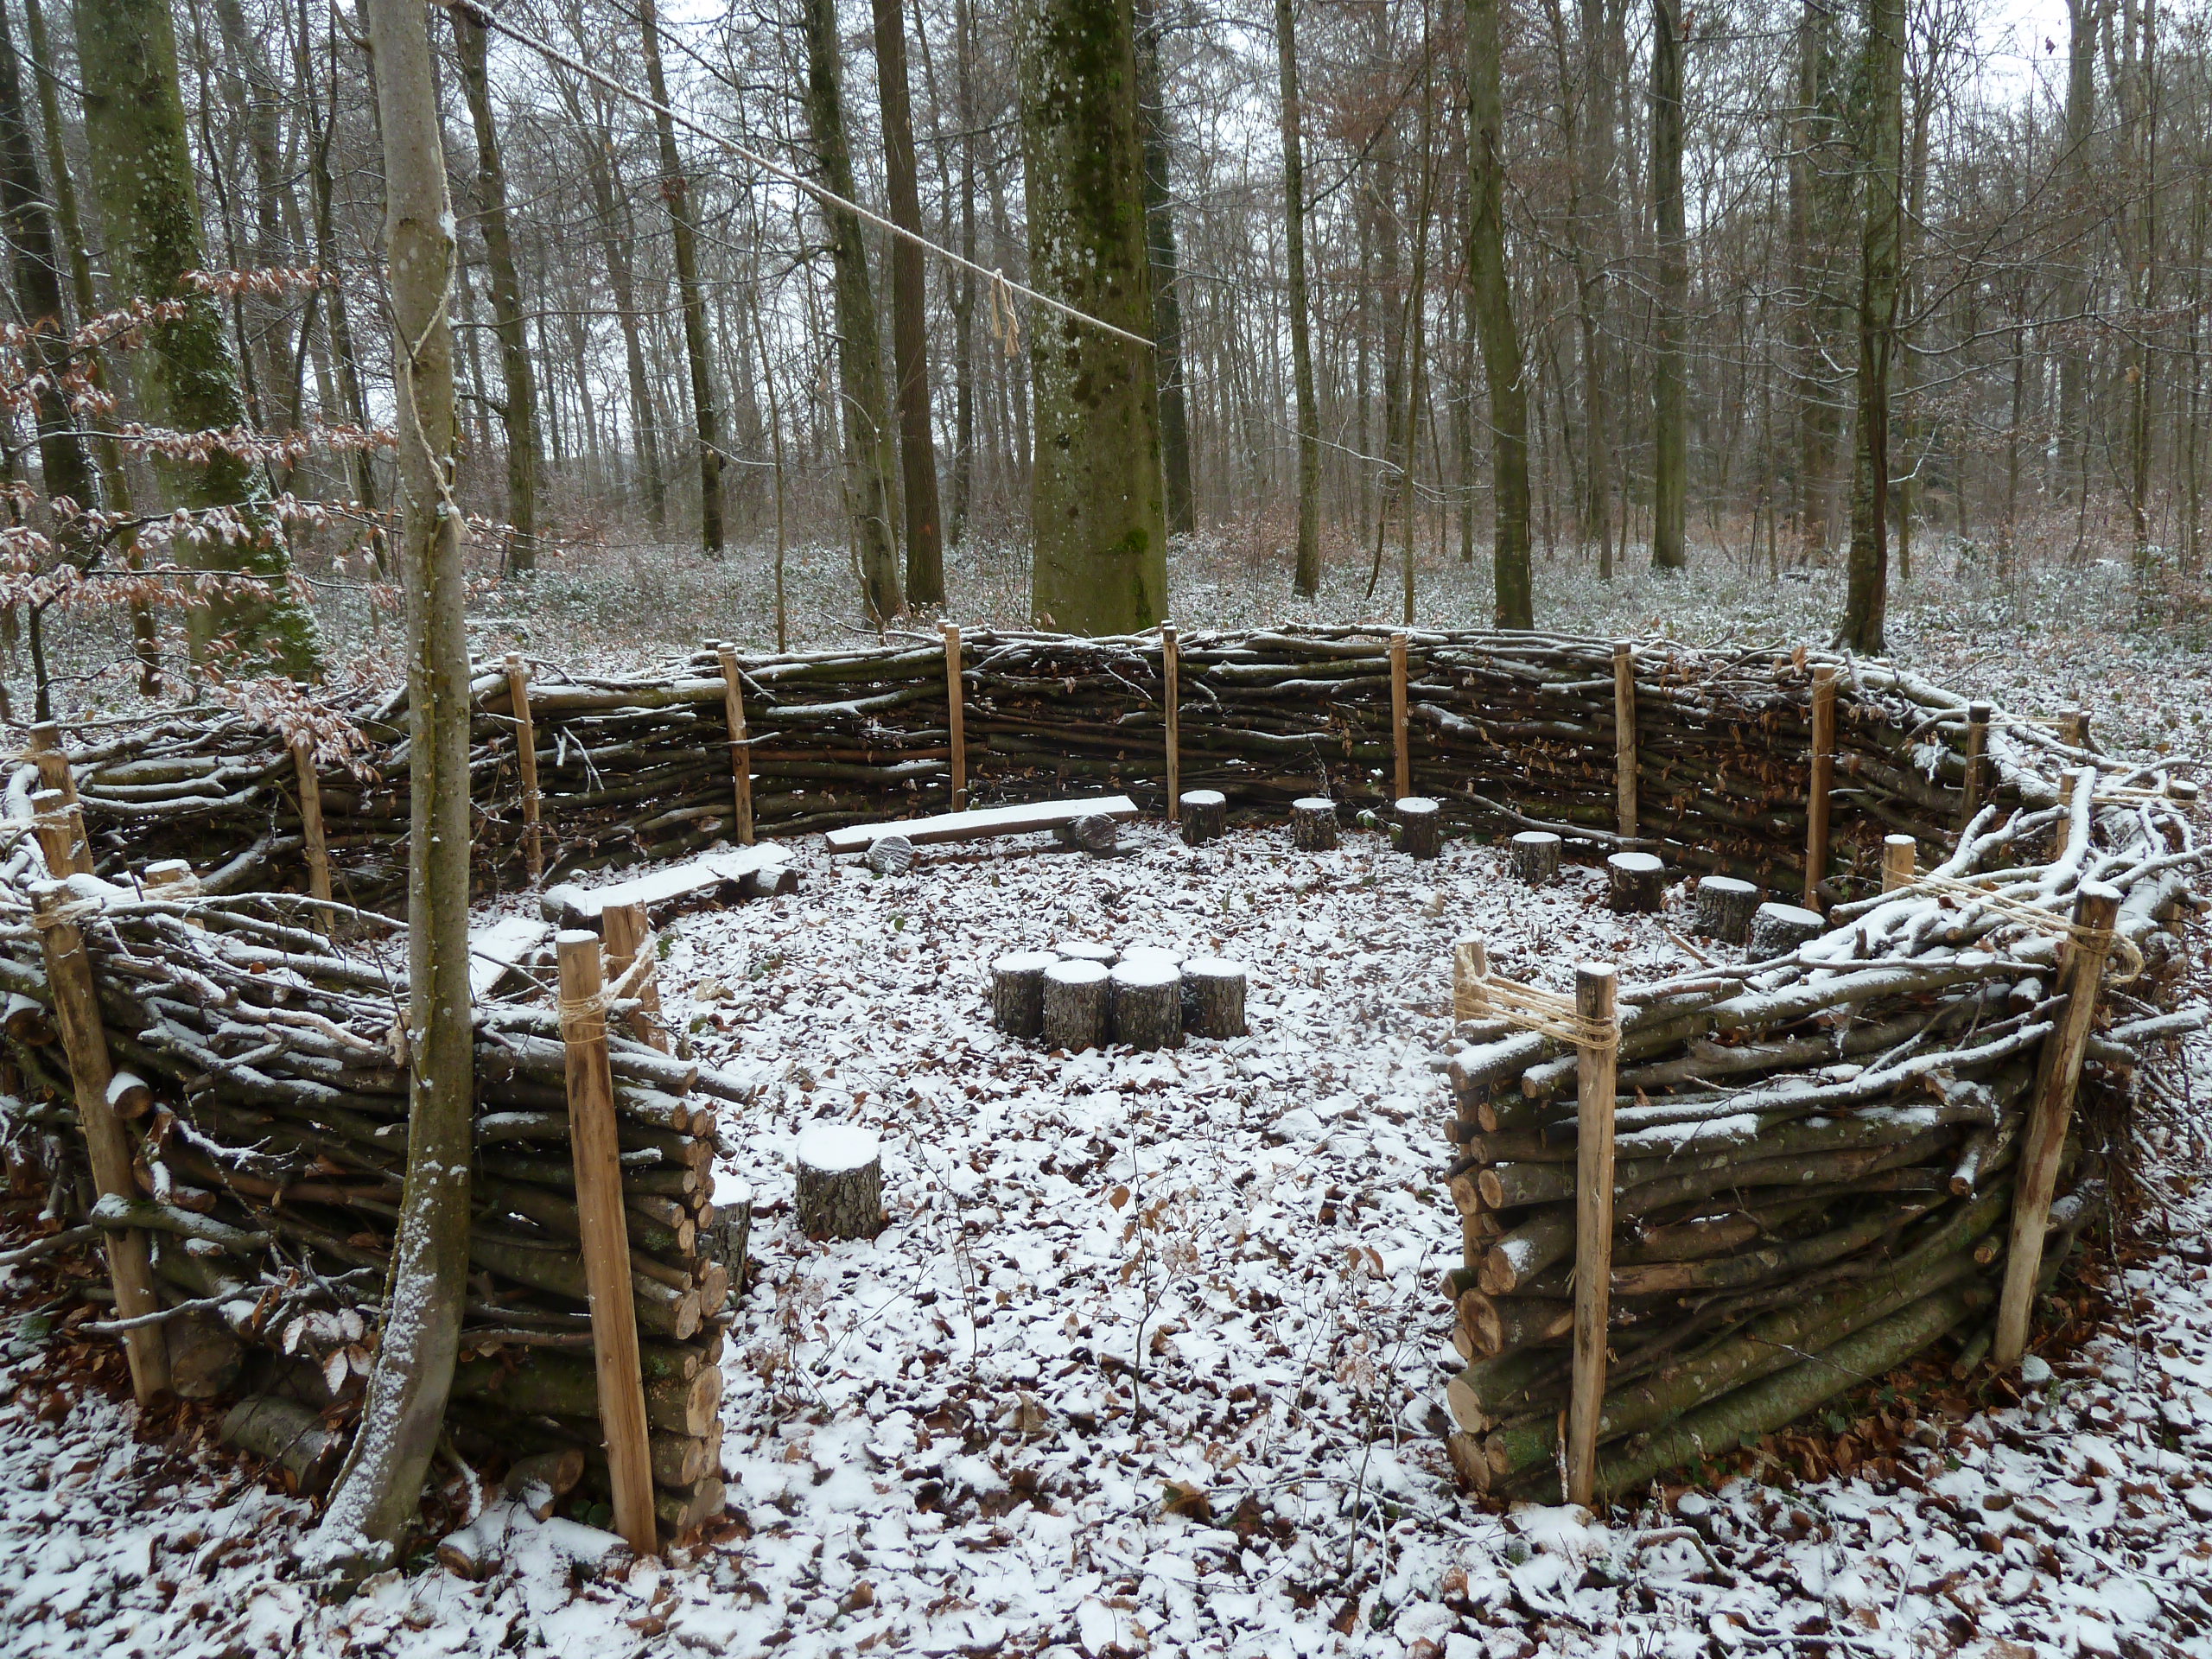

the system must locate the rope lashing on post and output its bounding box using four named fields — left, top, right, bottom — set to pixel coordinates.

left=1896, top=872, right=2144, bottom=985
left=555, top=950, right=655, bottom=1030
left=1452, top=941, right=1618, bottom=1046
